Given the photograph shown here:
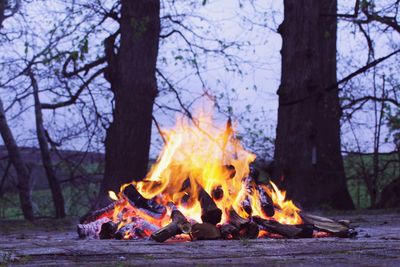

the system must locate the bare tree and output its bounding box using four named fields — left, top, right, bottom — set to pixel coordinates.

left=29, top=70, right=66, bottom=218
left=0, top=99, right=33, bottom=220
left=0, top=0, right=34, bottom=220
